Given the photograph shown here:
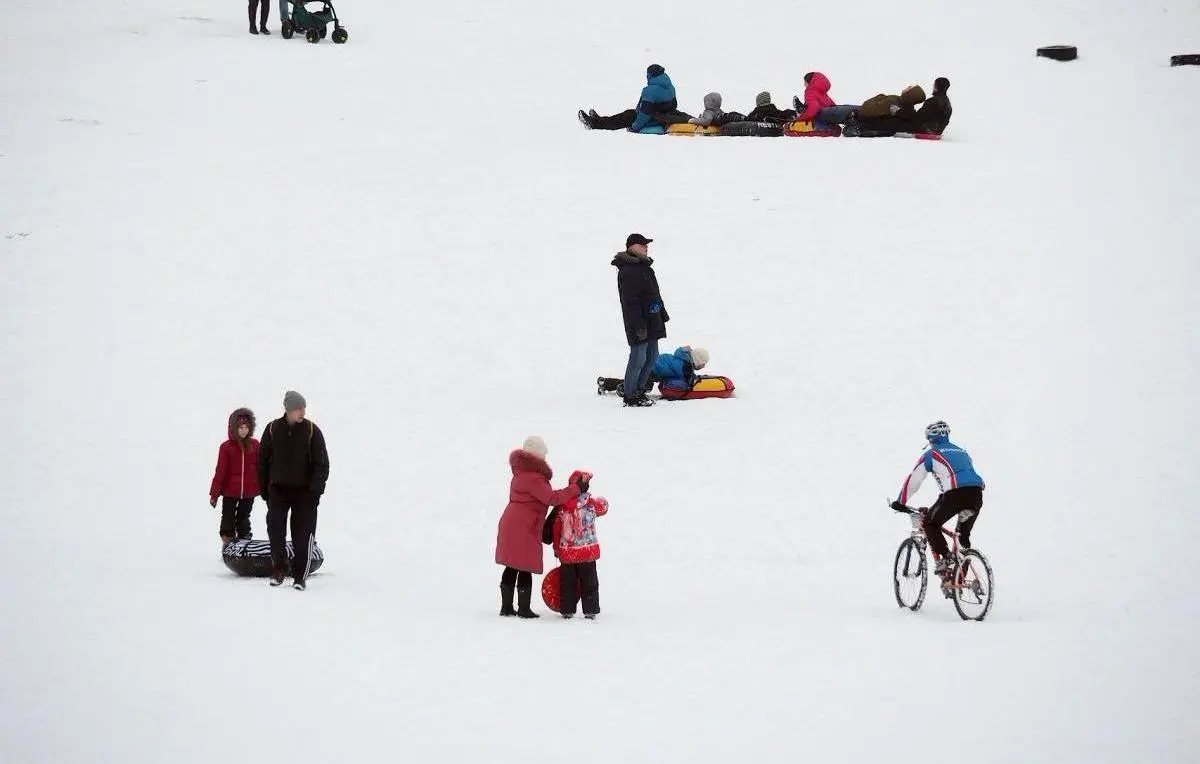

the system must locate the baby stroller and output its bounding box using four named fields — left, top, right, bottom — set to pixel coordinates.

left=281, top=0, right=348, bottom=44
